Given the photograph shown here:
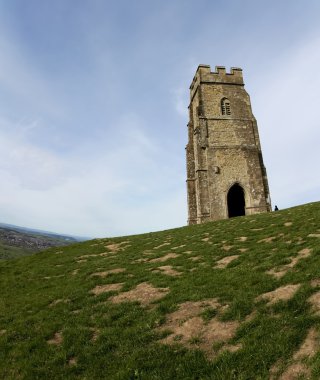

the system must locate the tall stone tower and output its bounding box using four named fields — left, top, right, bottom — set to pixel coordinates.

left=186, top=65, right=271, bottom=224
